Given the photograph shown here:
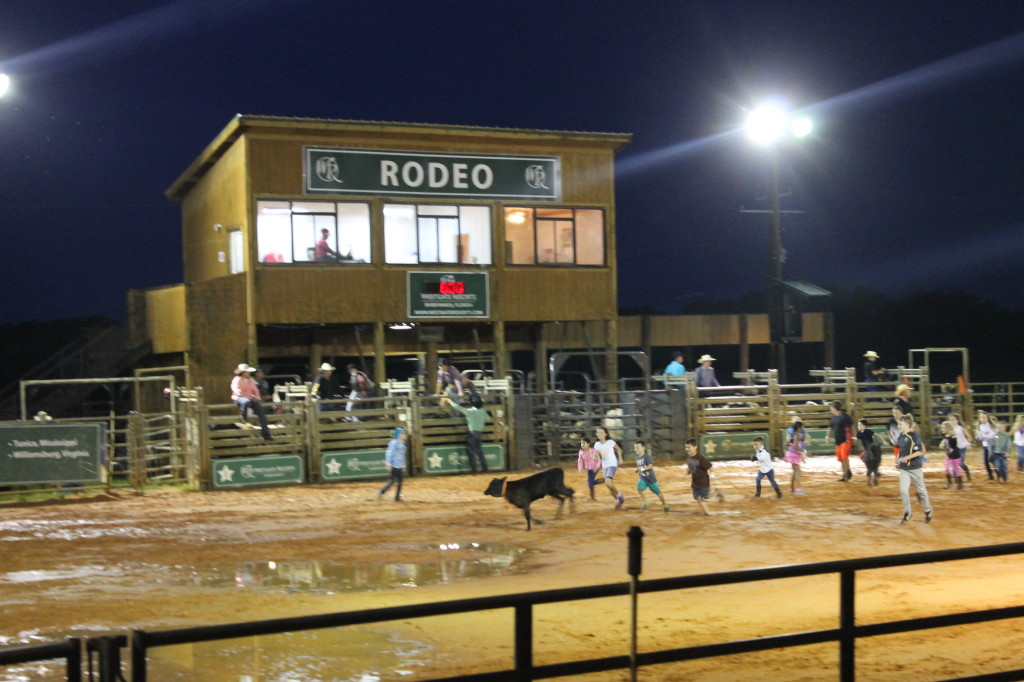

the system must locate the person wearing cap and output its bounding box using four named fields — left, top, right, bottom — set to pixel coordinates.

left=693, top=354, right=720, bottom=396
left=893, top=383, right=913, bottom=417
left=435, top=357, right=464, bottom=399
left=315, top=228, right=341, bottom=261
left=378, top=427, right=408, bottom=502
left=862, top=351, right=885, bottom=391
left=444, top=392, right=489, bottom=473
left=312, top=362, right=343, bottom=412
left=345, top=363, right=373, bottom=418
left=230, top=364, right=272, bottom=439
